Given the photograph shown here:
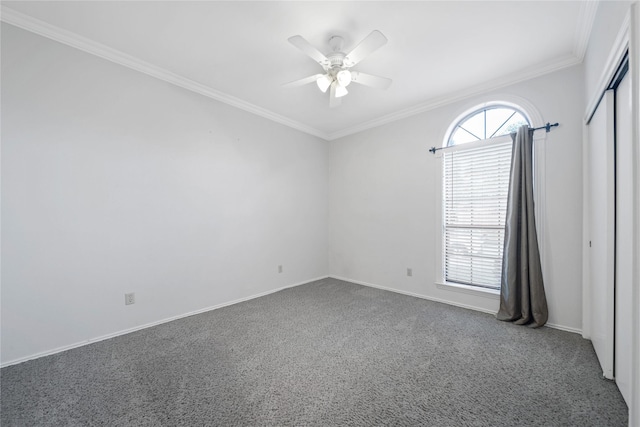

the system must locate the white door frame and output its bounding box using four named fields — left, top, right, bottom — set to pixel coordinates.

left=629, top=4, right=640, bottom=426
